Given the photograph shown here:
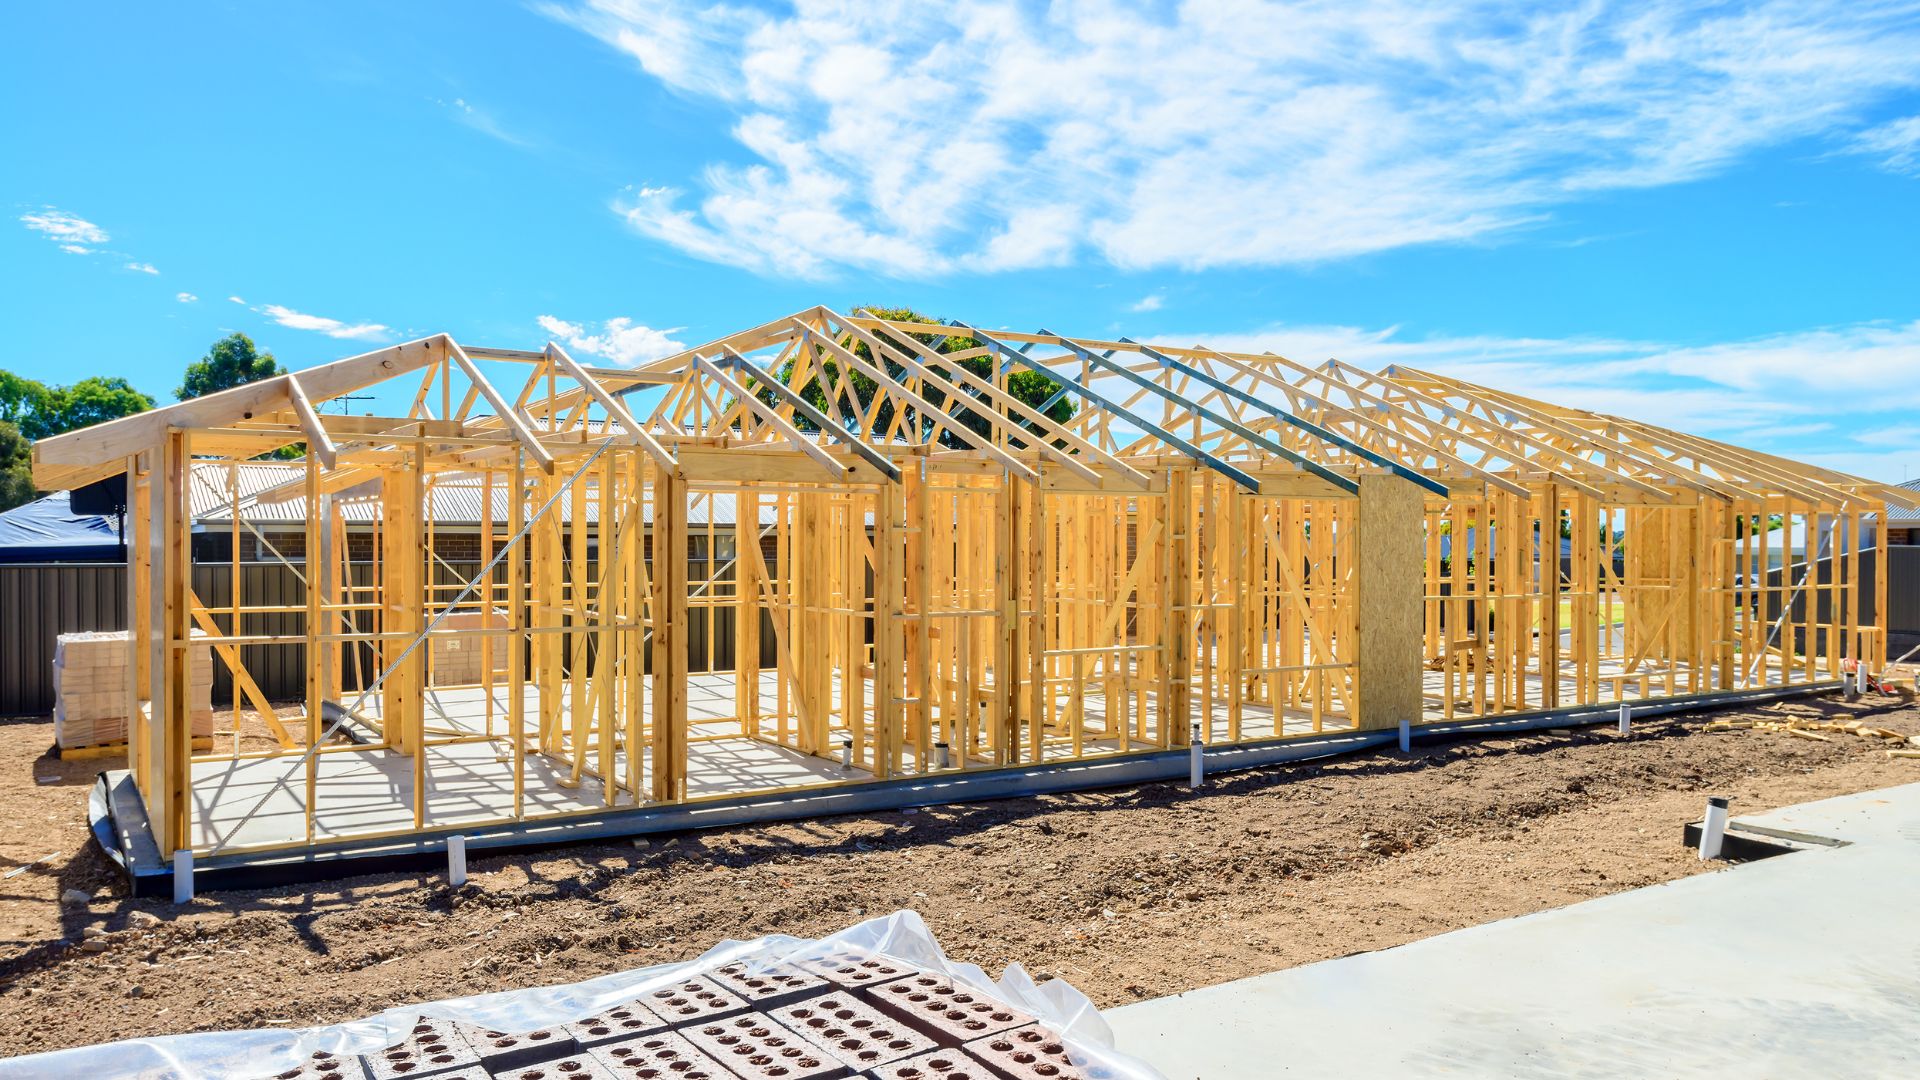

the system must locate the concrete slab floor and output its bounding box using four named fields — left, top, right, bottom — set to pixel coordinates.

left=1108, top=782, right=1920, bottom=1079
